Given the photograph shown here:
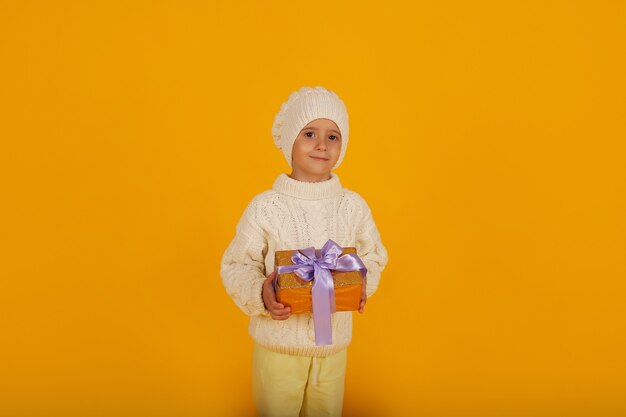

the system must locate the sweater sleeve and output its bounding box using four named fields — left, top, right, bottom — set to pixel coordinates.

left=355, top=196, right=389, bottom=298
left=220, top=200, right=271, bottom=317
